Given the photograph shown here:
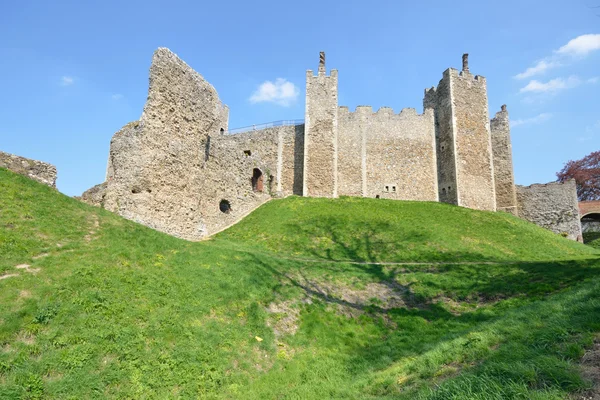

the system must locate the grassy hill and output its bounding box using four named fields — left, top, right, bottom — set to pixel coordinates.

left=1, top=167, right=599, bottom=399
left=584, top=232, right=600, bottom=249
